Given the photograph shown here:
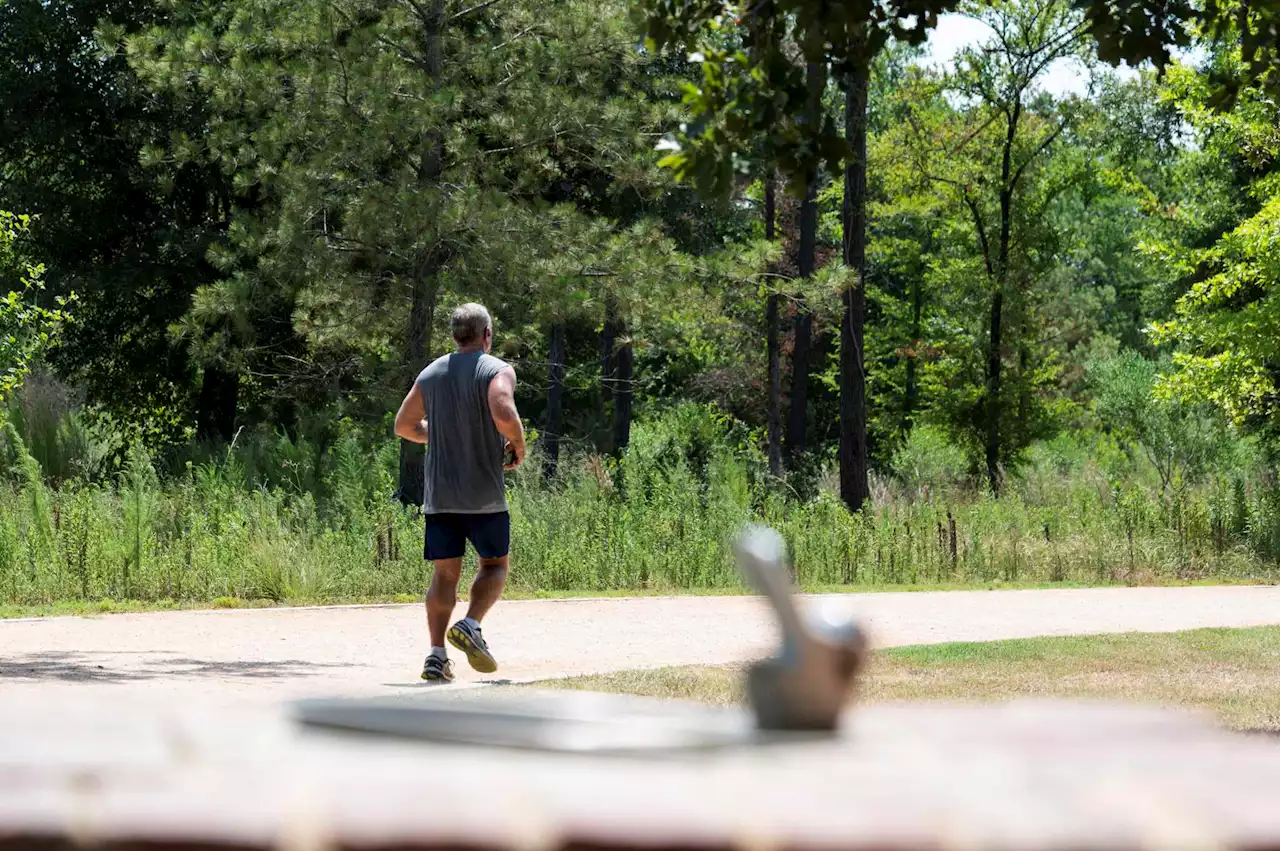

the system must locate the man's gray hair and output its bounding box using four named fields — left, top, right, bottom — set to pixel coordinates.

left=450, top=302, right=492, bottom=346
